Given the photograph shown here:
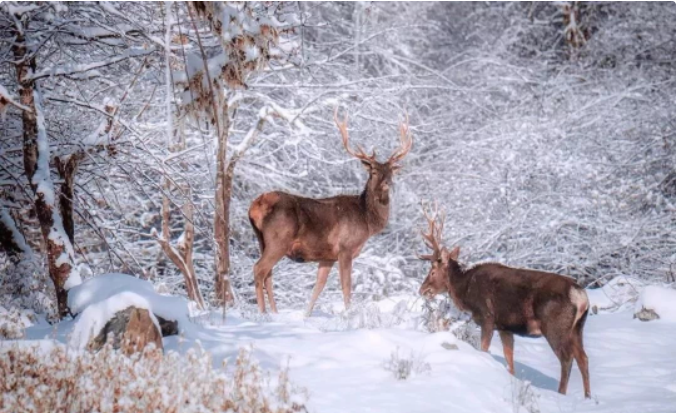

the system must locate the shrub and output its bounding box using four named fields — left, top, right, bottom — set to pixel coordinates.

left=0, top=341, right=307, bottom=413
left=509, top=378, right=540, bottom=413
left=383, top=347, right=431, bottom=380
